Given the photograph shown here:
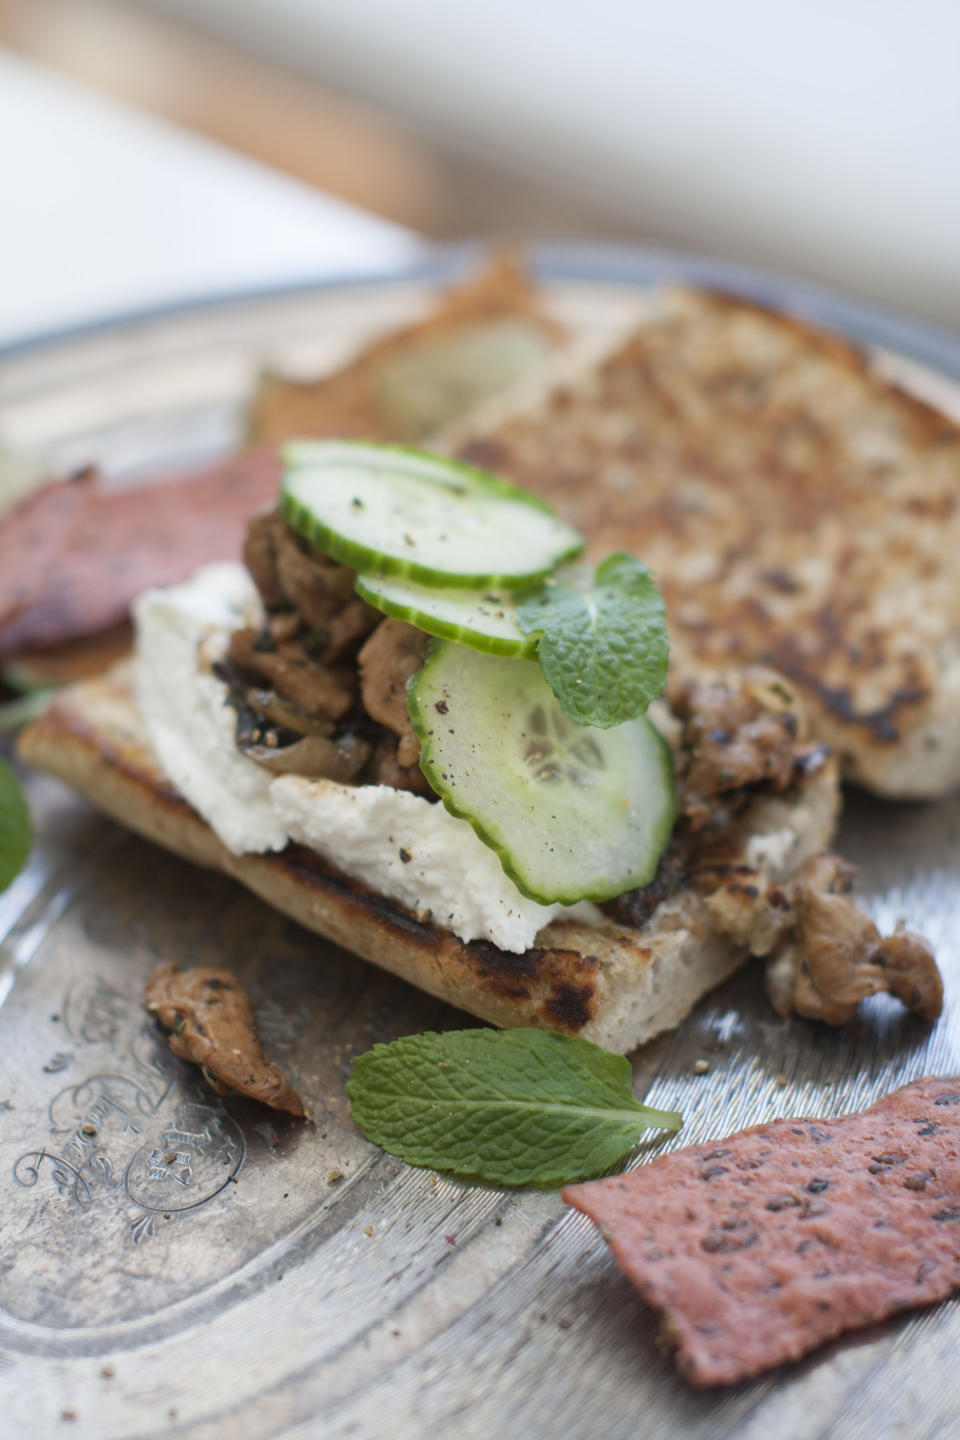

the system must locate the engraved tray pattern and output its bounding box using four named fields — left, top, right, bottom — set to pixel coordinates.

left=1, top=247, right=960, bottom=1440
